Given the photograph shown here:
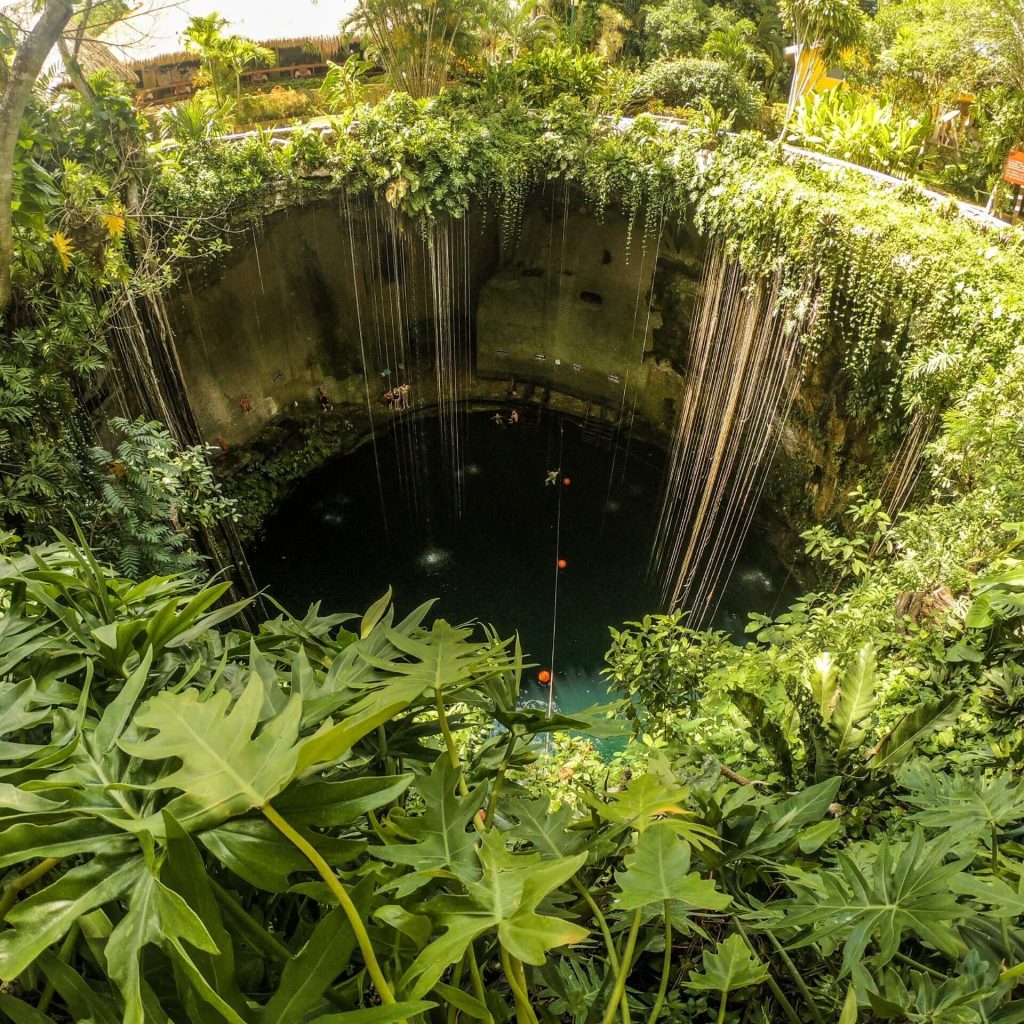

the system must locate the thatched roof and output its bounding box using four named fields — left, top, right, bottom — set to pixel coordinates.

left=75, top=38, right=135, bottom=82
left=130, top=35, right=347, bottom=70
